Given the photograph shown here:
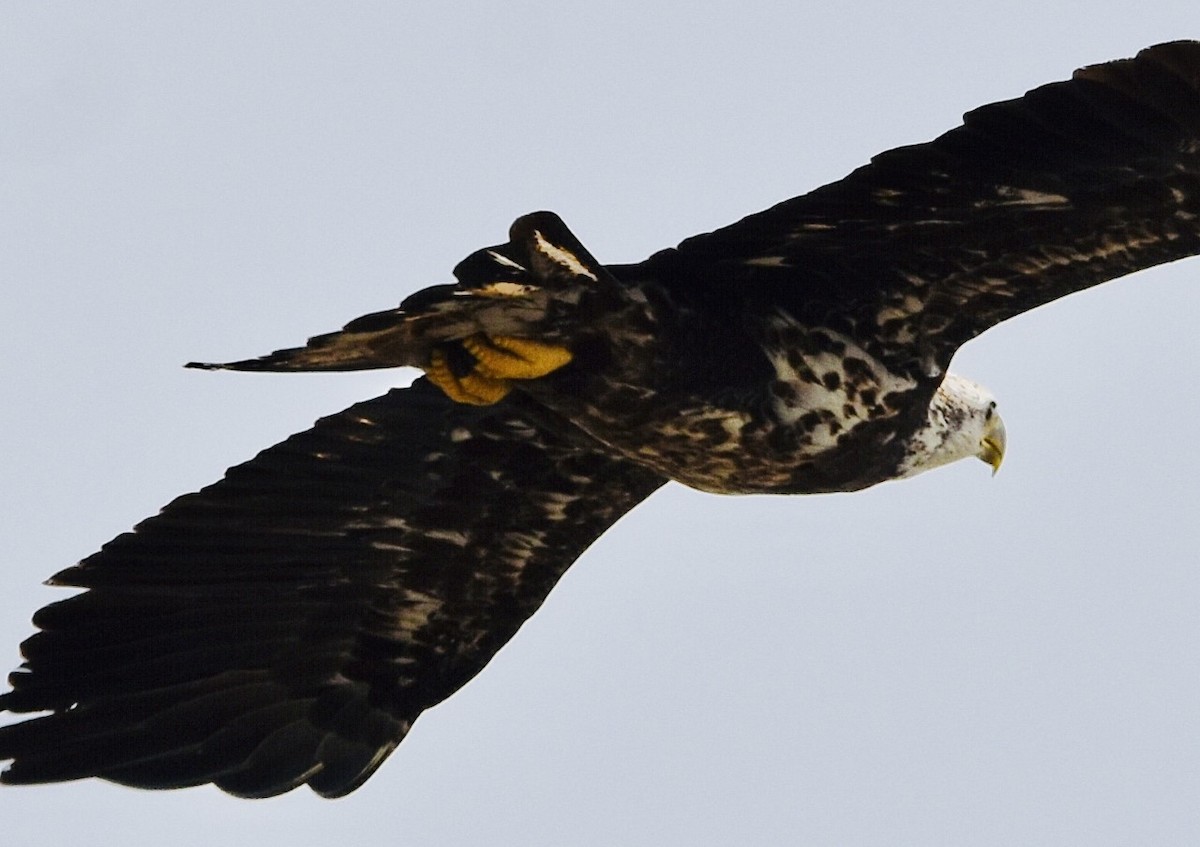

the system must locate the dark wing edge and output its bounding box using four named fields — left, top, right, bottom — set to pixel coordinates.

left=644, top=40, right=1200, bottom=369
left=920, top=41, right=1200, bottom=350
left=0, top=379, right=665, bottom=797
